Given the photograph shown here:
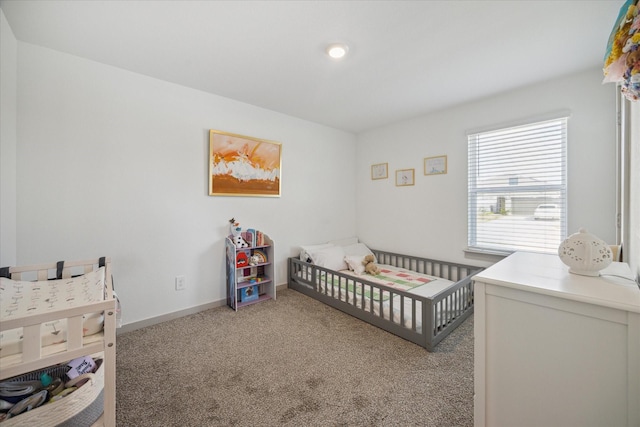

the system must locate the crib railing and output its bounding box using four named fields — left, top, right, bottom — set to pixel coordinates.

left=288, top=252, right=482, bottom=350
left=288, top=256, right=427, bottom=345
